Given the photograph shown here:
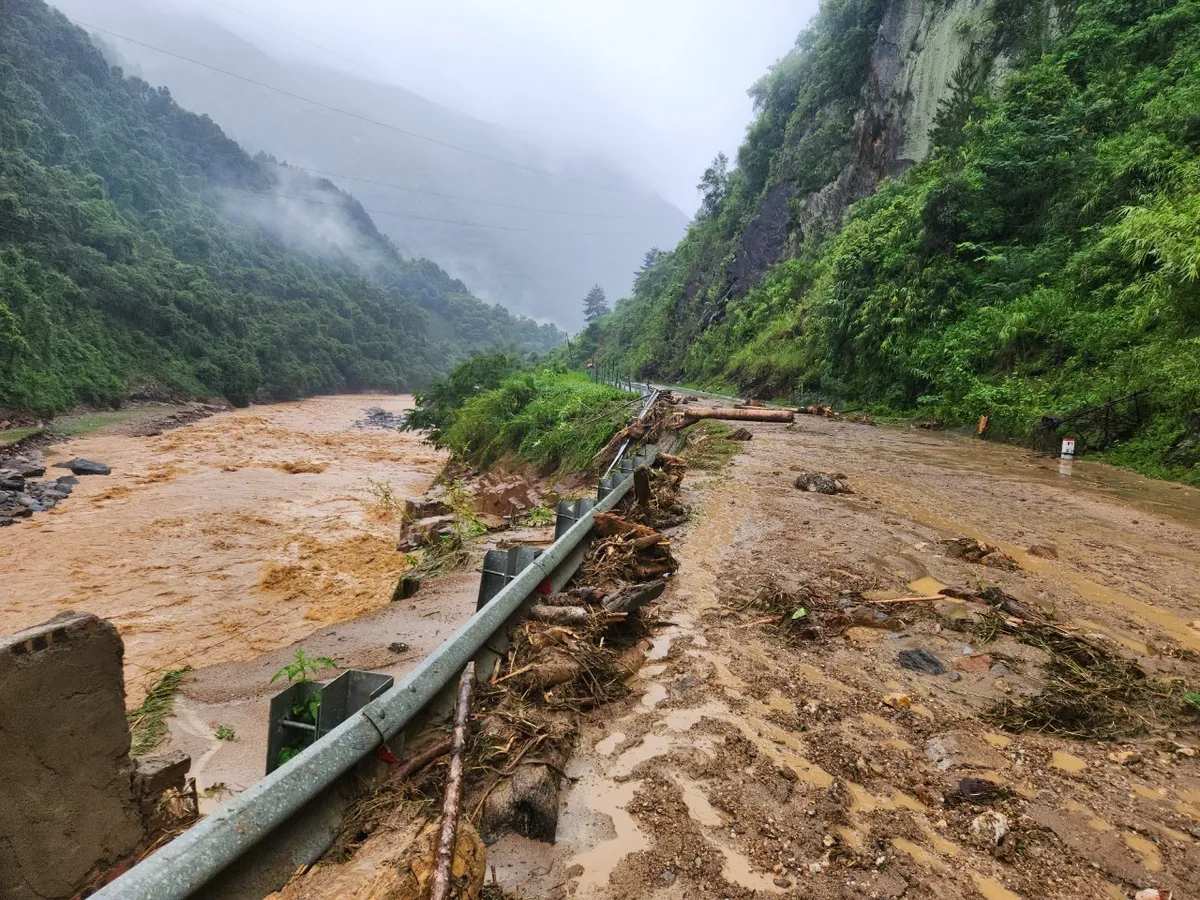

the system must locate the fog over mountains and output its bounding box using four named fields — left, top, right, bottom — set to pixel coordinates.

left=54, top=0, right=691, bottom=328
